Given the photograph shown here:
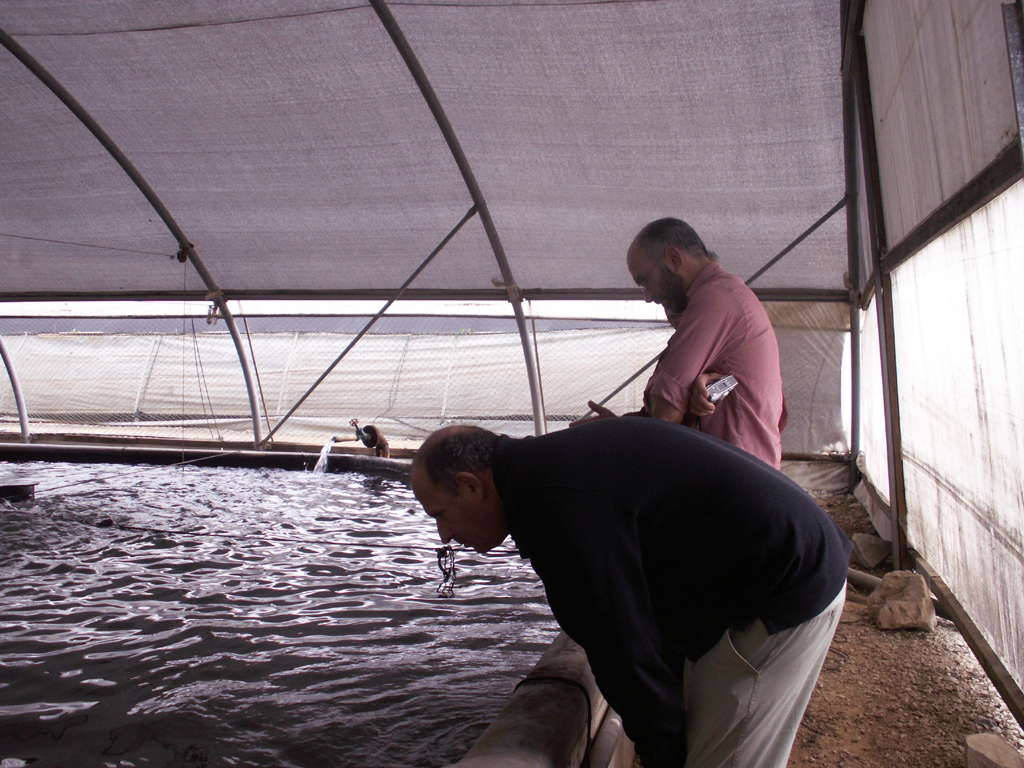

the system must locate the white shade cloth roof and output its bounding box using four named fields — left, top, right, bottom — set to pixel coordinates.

left=0, top=0, right=847, bottom=300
